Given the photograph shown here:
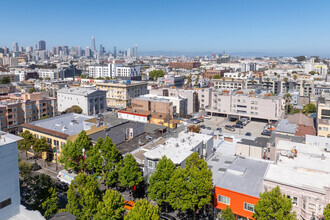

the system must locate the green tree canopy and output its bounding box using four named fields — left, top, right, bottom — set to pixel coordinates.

left=86, top=137, right=121, bottom=188
left=33, top=137, right=49, bottom=158
left=64, top=105, right=83, bottom=114
left=148, top=156, right=176, bottom=211
left=66, top=173, right=101, bottom=219
left=213, top=74, right=221, bottom=79
left=118, top=154, right=143, bottom=200
left=28, top=88, right=37, bottom=93
left=295, top=56, right=306, bottom=62
left=253, top=186, right=296, bottom=220
left=149, top=70, right=165, bottom=80
left=94, top=189, right=125, bottom=220
left=124, top=199, right=160, bottom=220
left=168, top=152, right=213, bottom=219
left=42, top=187, right=59, bottom=219
left=221, top=206, right=235, bottom=220
left=24, top=174, right=55, bottom=211
left=18, top=160, right=33, bottom=181
left=18, top=130, right=36, bottom=159
left=309, top=71, right=316, bottom=75
left=324, top=203, right=330, bottom=220
left=60, top=130, right=92, bottom=173
left=0, top=76, right=11, bottom=84
left=302, top=103, right=316, bottom=114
